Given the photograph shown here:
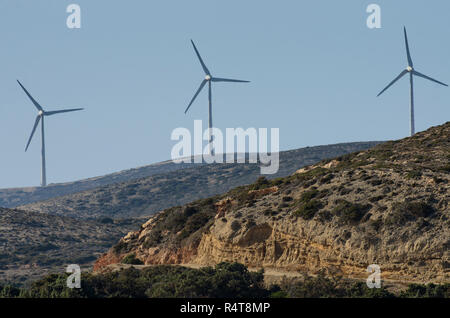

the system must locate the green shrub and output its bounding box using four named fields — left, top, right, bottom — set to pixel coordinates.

left=2, top=265, right=449, bottom=298
left=371, top=148, right=394, bottom=161
left=249, top=176, right=270, bottom=191
left=143, top=230, right=162, bottom=248
left=333, top=200, right=370, bottom=224
left=183, top=212, right=211, bottom=236
left=299, top=189, right=319, bottom=203
left=183, top=206, right=198, bottom=217
left=280, top=272, right=342, bottom=298
left=317, top=210, right=333, bottom=222
left=230, top=220, right=241, bottom=231
left=270, top=290, right=288, bottom=298
left=369, top=178, right=382, bottom=186
left=295, top=199, right=322, bottom=220
left=279, top=273, right=395, bottom=298
left=346, top=282, right=395, bottom=298
left=386, top=201, right=435, bottom=225
left=319, top=174, right=334, bottom=184
left=98, top=217, right=114, bottom=224
left=121, top=253, right=144, bottom=265
left=402, top=202, right=434, bottom=217
left=0, top=285, right=21, bottom=298
left=406, top=170, right=422, bottom=180
left=369, top=195, right=385, bottom=203
left=439, top=164, right=450, bottom=173
left=2, top=262, right=268, bottom=298
left=113, top=240, right=132, bottom=254
left=400, top=283, right=450, bottom=298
